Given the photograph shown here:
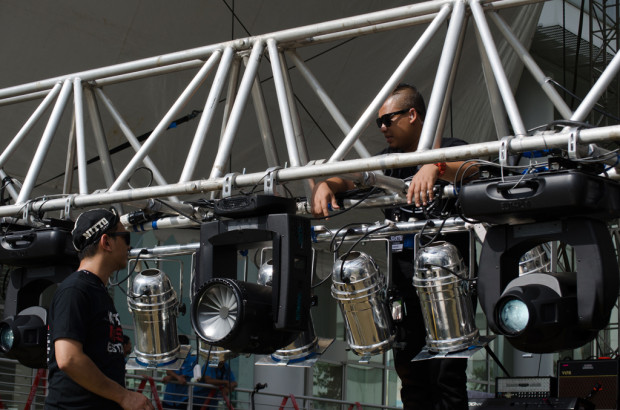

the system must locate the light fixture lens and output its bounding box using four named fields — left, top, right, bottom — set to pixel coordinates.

left=195, top=282, right=239, bottom=342
left=0, top=323, right=14, bottom=352
left=498, top=298, right=529, bottom=334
